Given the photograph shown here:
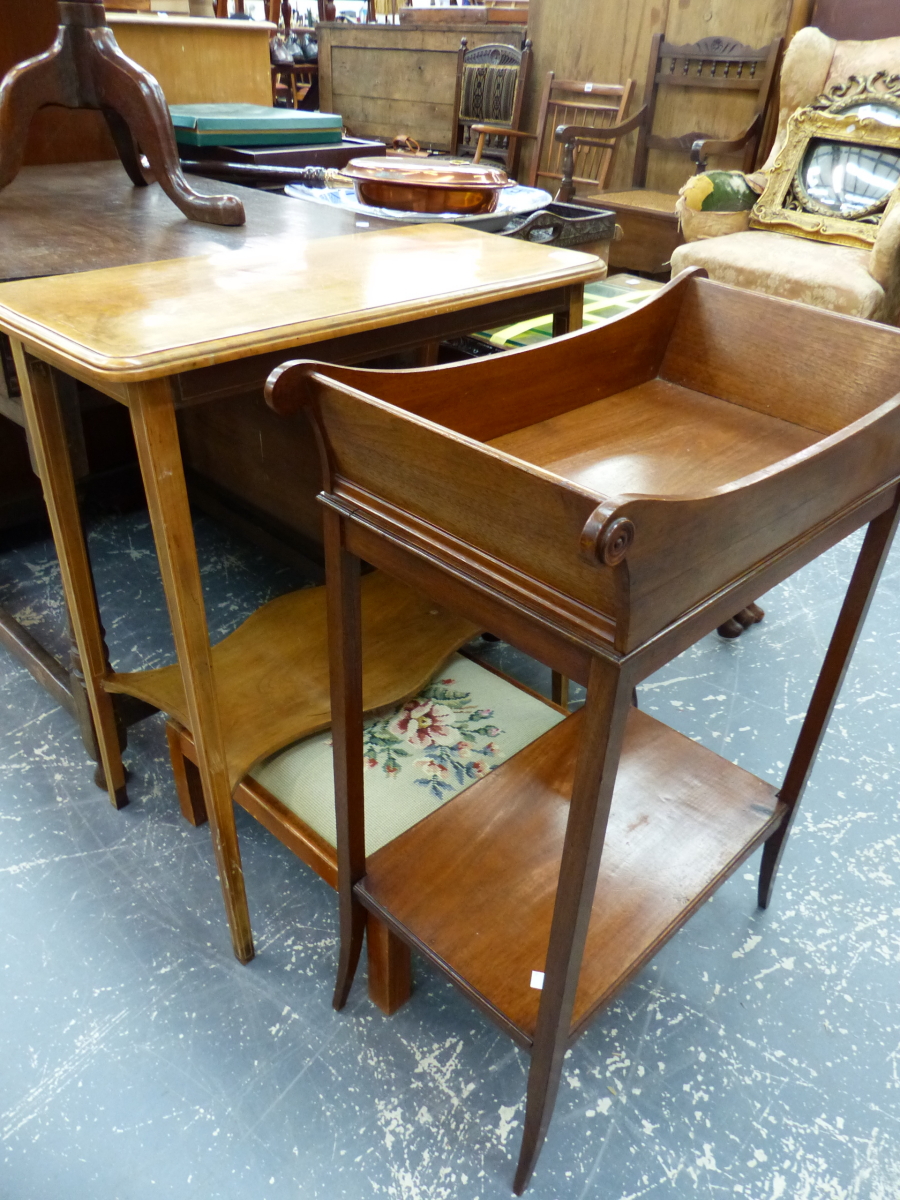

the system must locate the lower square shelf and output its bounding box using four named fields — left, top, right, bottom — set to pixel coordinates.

left=358, top=706, right=785, bottom=1046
